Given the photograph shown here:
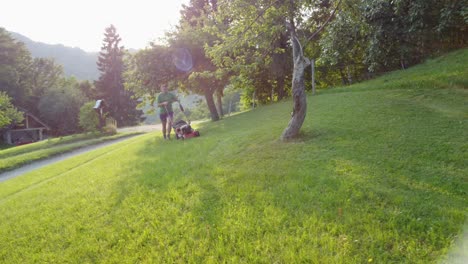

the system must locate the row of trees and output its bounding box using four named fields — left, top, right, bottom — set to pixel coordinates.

left=124, top=0, right=466, bottom=140
left=1, top=27, right=85, bottom=135
left=0, top=26, right=143, bottom=136
left=319, top=0, right=467, bottom=80
left=2, top=1, right=466, bottom=139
